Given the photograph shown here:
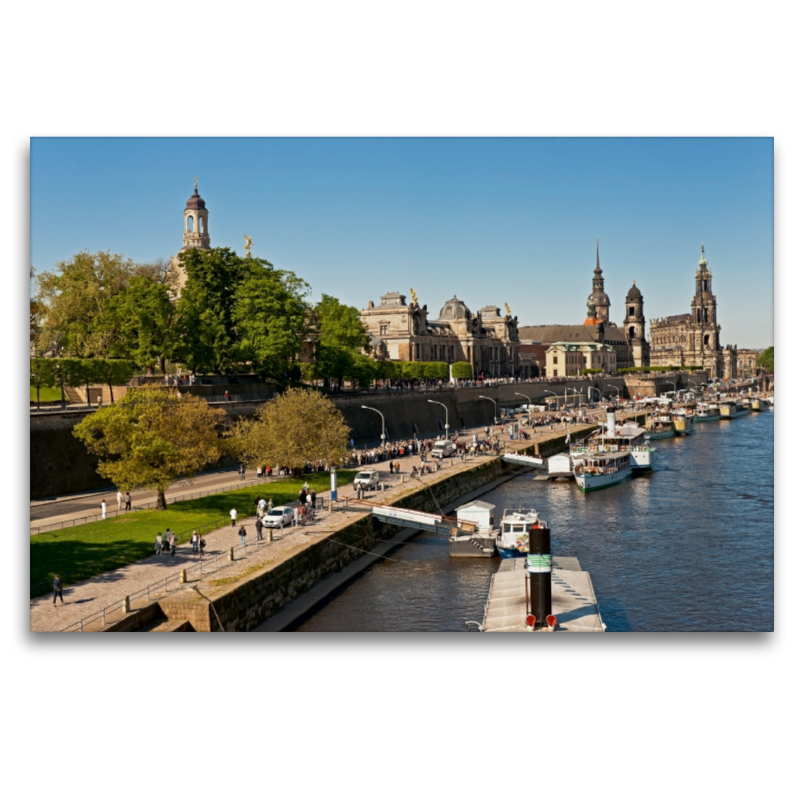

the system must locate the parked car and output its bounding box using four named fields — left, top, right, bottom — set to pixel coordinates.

left=262, top=506, right=294, bottom=528
left=354, top=470, right=380, bottom=490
